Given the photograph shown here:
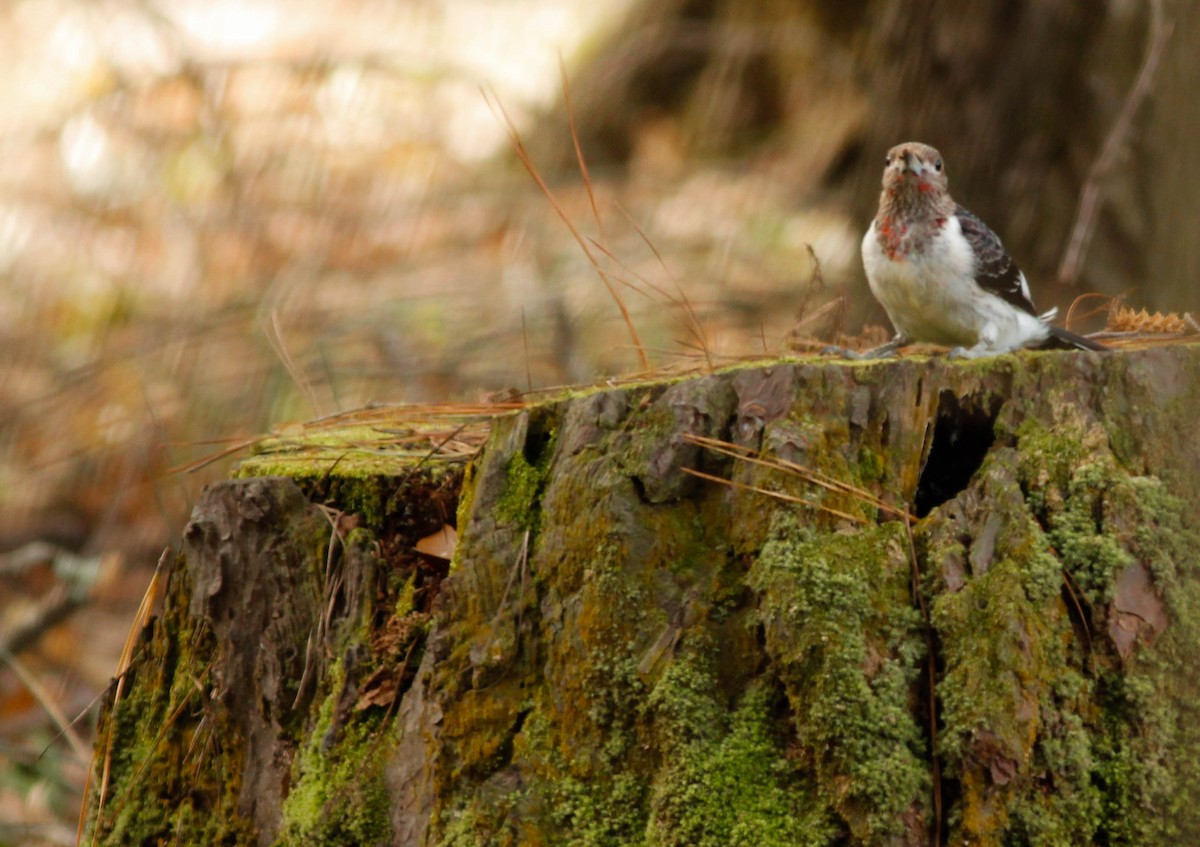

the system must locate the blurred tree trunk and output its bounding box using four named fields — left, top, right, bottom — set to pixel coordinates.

left=86, top=345, right=1200, bottom=846
left=535, top=0, right=1193, bottom=317
left=1145, top=0, right=1200, bottom=314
